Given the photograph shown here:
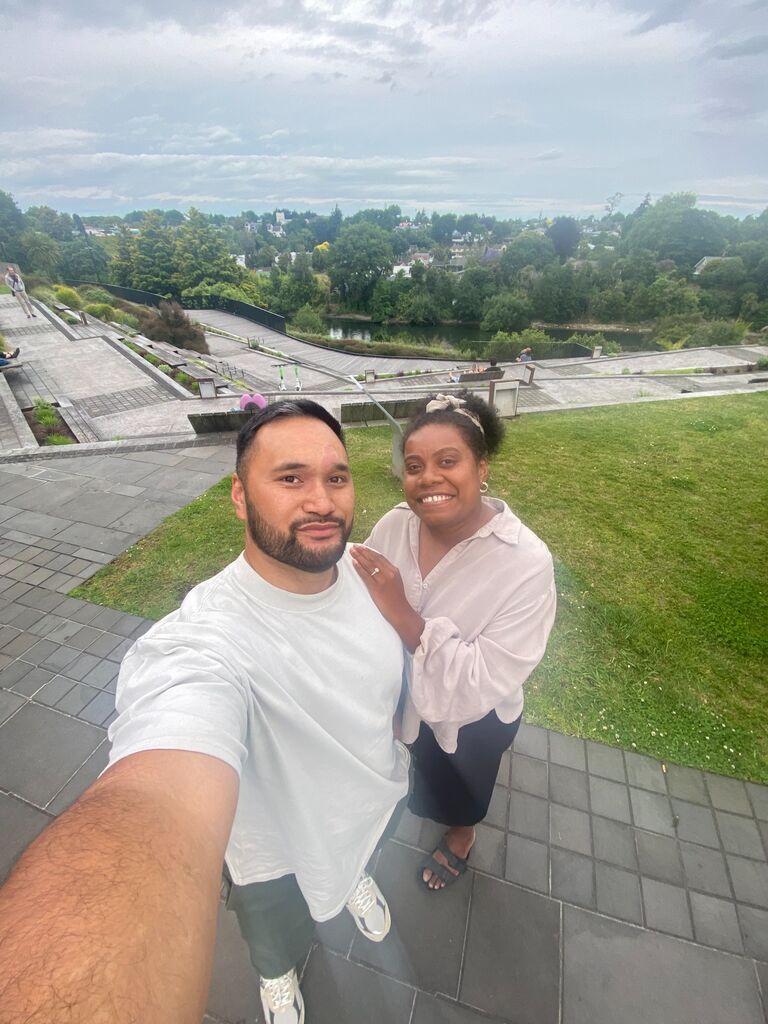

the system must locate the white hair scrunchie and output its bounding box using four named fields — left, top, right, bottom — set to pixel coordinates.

left=425, top=393, right=484, bottom=433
